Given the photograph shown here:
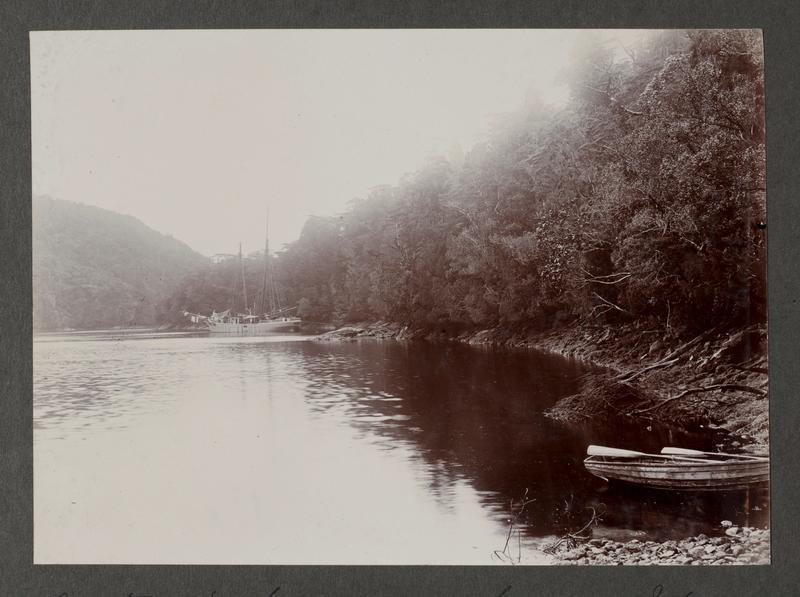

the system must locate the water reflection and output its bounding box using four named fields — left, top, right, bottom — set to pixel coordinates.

left=226, top=339, right=766, bottom=540
left=34, top=337, right=197, bottom=431
left=34, top=333, right=767, bottom=564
